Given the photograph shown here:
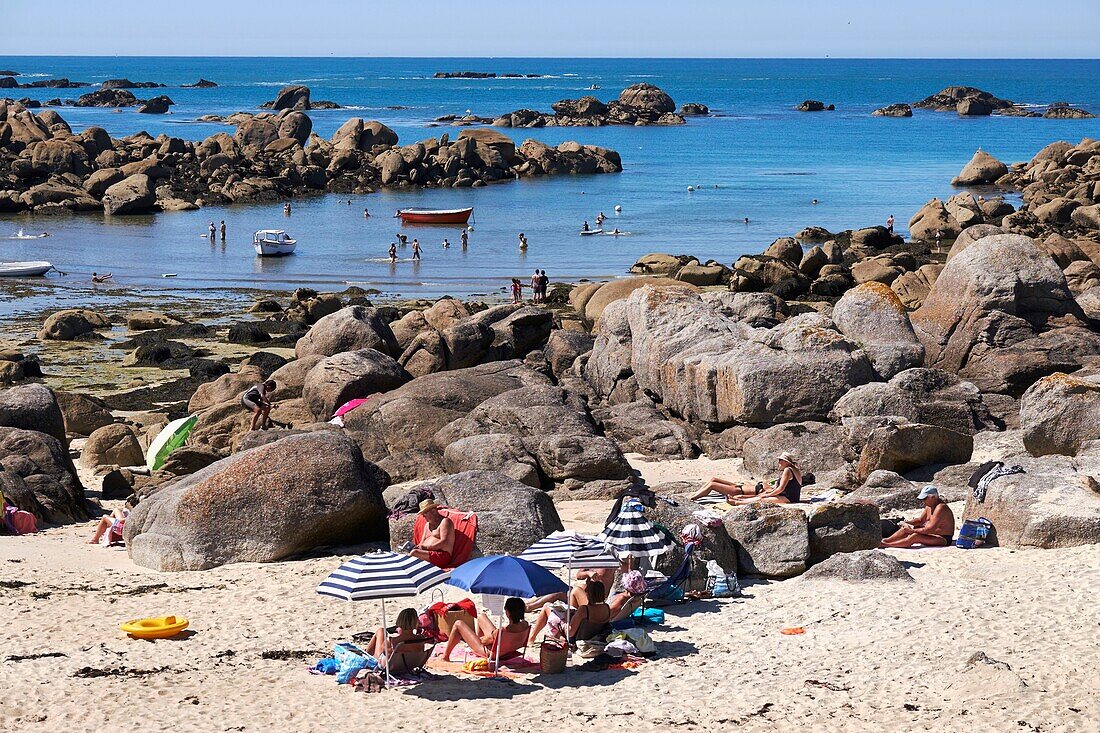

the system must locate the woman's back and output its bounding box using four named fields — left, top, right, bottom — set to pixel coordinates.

left=573, top=602, right=611, bottom=641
